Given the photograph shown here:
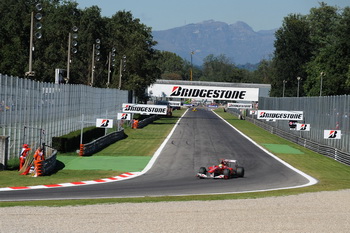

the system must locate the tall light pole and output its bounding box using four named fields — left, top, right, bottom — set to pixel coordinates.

left=90, top=39, right=100, bottom=86
left=119, top=55, right=126, bottom=90
left=27, top=11, right=34, bottom=77
left=107, top=47, right=116, bottom=88
left=66, top=26, right=78, bottom=83
left=320, top=72, right=325, bottom=96
left=26, top=3, right=43, bottom=78
left=297, top=77, right=301, bottom=97
left=107, top=51, right=112, bottom=88
left=190, top=51, right=194, bottom=81
left=282, top=80, right=287, bottom=97
left=91, top=44, right=95, bottom=86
